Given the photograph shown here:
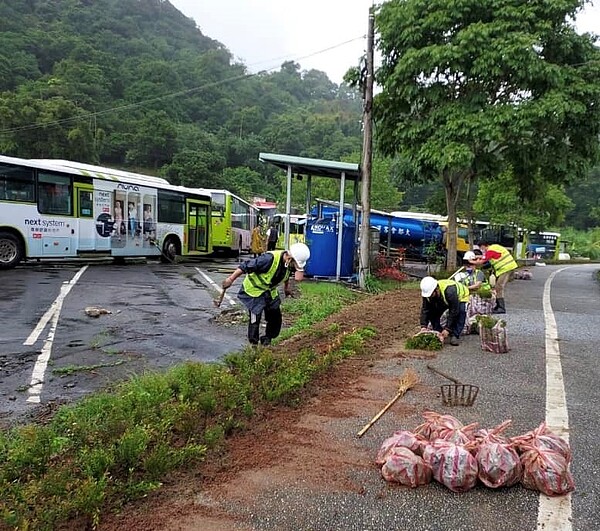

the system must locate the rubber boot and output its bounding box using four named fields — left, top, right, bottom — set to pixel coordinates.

left=492, top=297, right=506, bottom=314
